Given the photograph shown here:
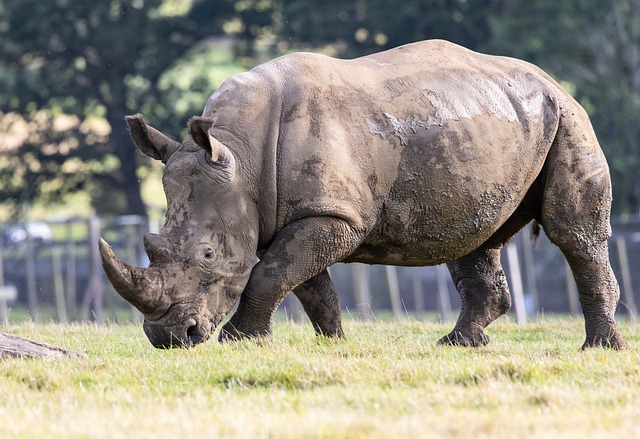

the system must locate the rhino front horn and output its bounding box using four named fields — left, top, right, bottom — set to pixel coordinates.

left=99, top=238, right=166, bottom=314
